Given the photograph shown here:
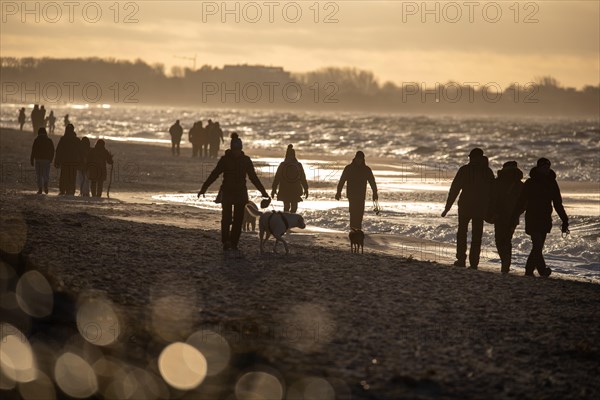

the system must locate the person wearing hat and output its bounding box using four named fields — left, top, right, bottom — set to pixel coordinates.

left=86, top=139, right=113, bottom=197
left=490, top=161, right=524, bottom=273
left=442, top=147, right=495, bottom=269
left=169, top=119, right=183, bottom=156
left=54, top=123, right=81, bottom=195
left=198, top=132, right=270, bottom=251
left=513, top=158, right=569, bottom=277
left=335, top=151, right=378, bottom=230
left=271, top=144, right=309, bottom=213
